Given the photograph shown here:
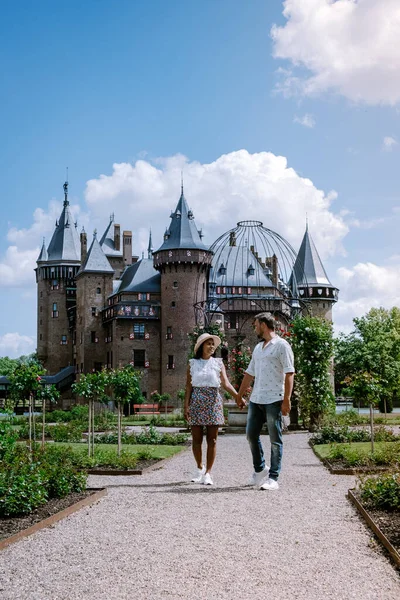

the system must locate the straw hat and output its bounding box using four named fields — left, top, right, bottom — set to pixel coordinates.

left=194, top=333, right=221, bottom=355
